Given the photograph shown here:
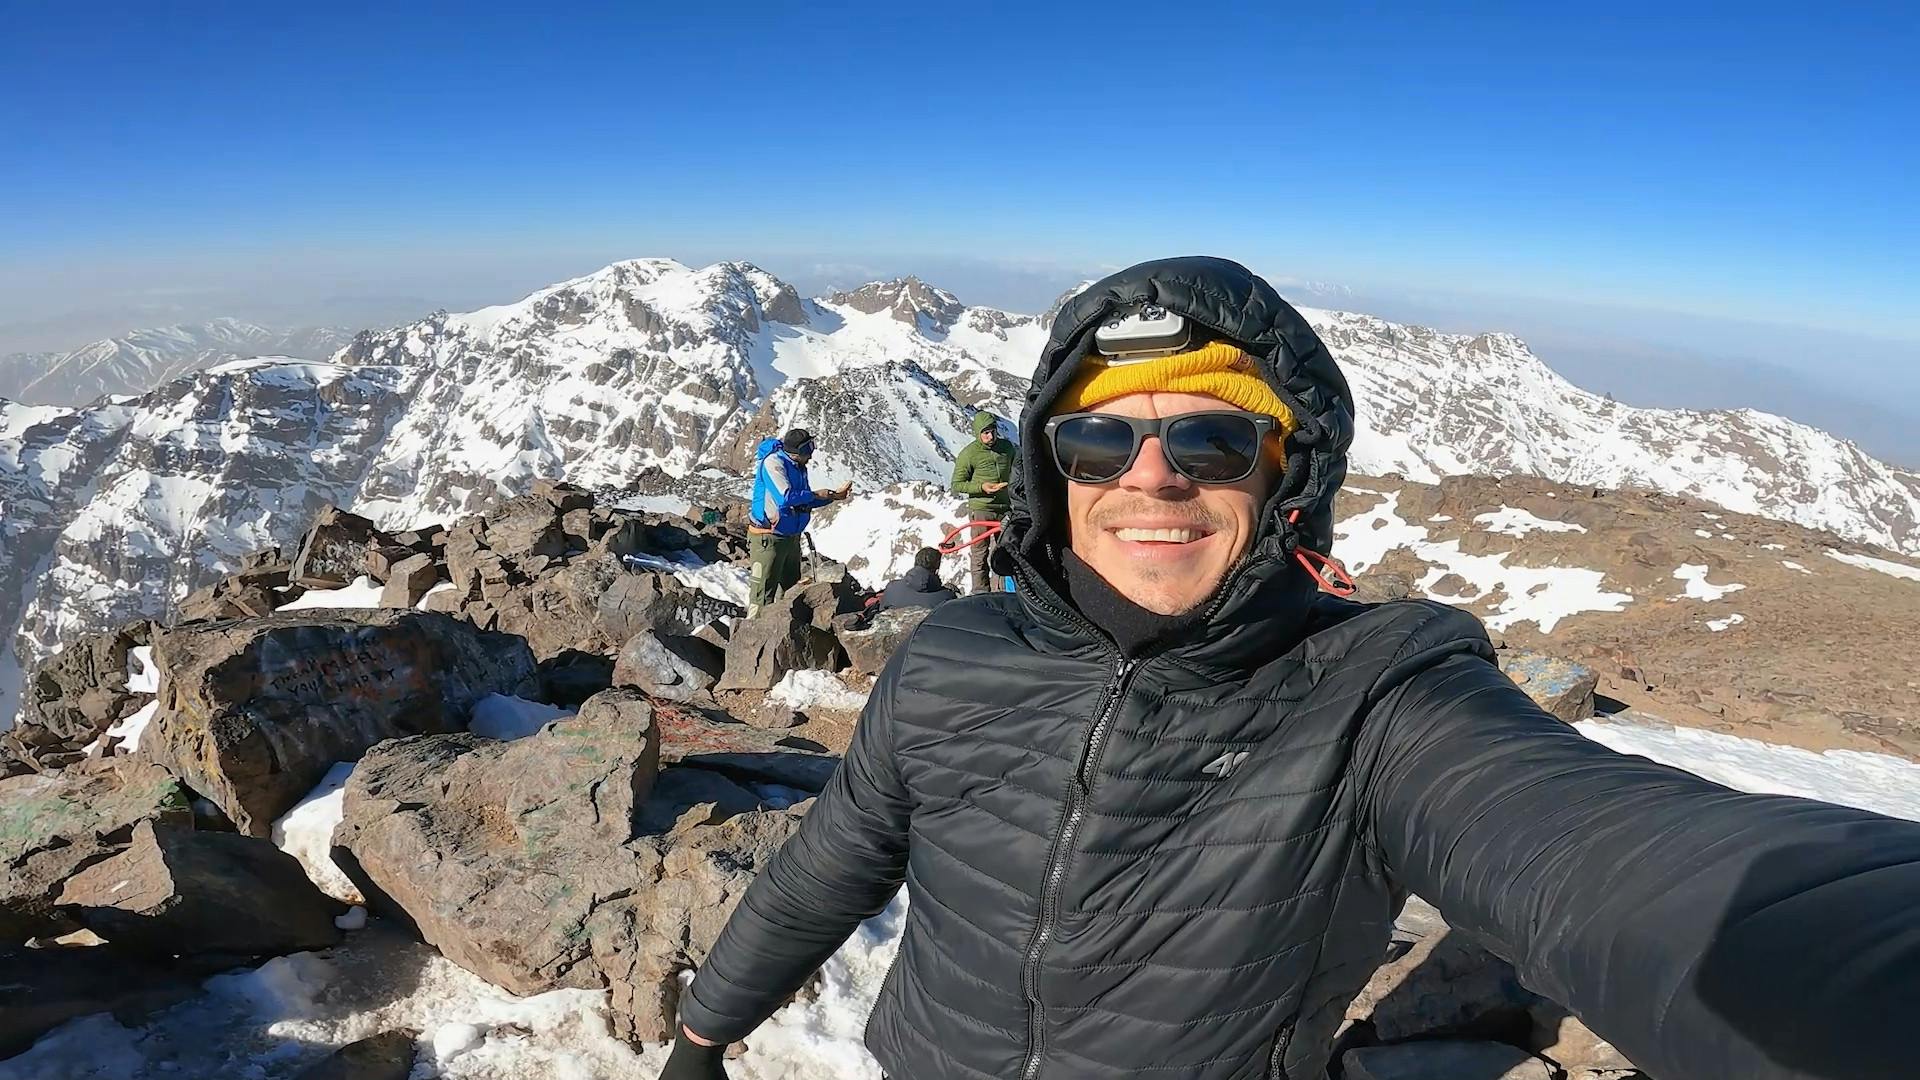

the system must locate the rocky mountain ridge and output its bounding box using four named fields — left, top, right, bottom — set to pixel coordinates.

left=0, top=318, right=355, bottom=406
